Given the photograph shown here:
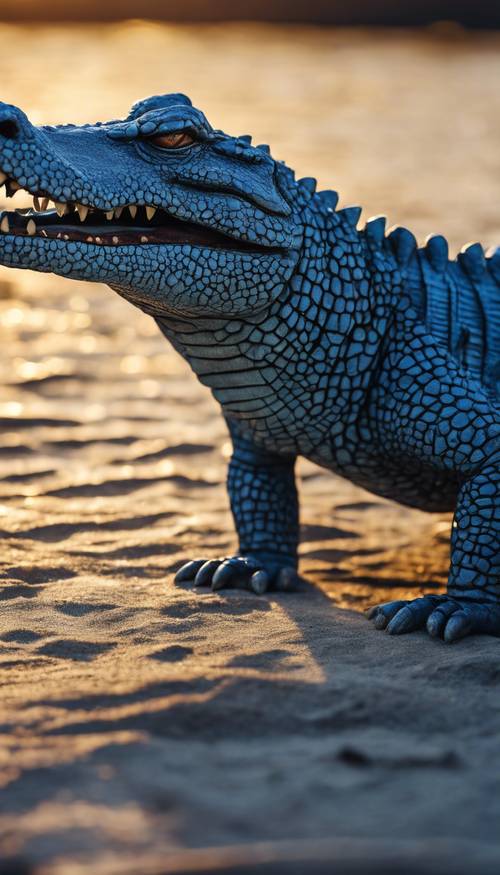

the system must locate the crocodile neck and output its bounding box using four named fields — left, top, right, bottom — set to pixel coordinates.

left=156, top=210, right=395, bottom=459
